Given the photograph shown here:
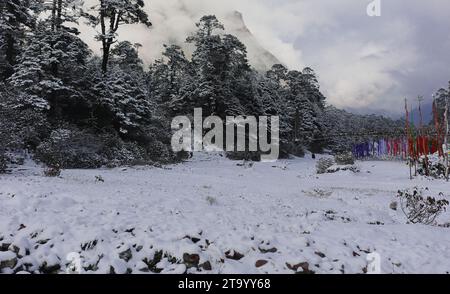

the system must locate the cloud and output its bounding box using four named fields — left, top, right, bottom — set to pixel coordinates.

left=289, top=0, right=450, bottom=115
left=79, top=0, right=450, bottom=116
